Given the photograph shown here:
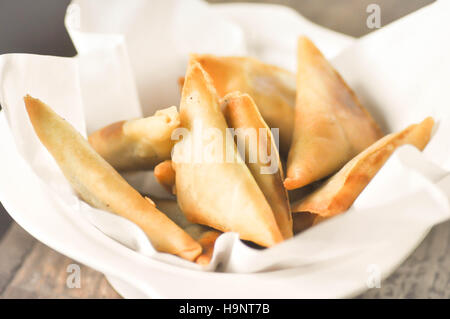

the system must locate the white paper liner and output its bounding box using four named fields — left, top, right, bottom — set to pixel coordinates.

left=0, top=0, right=449, bottom=276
